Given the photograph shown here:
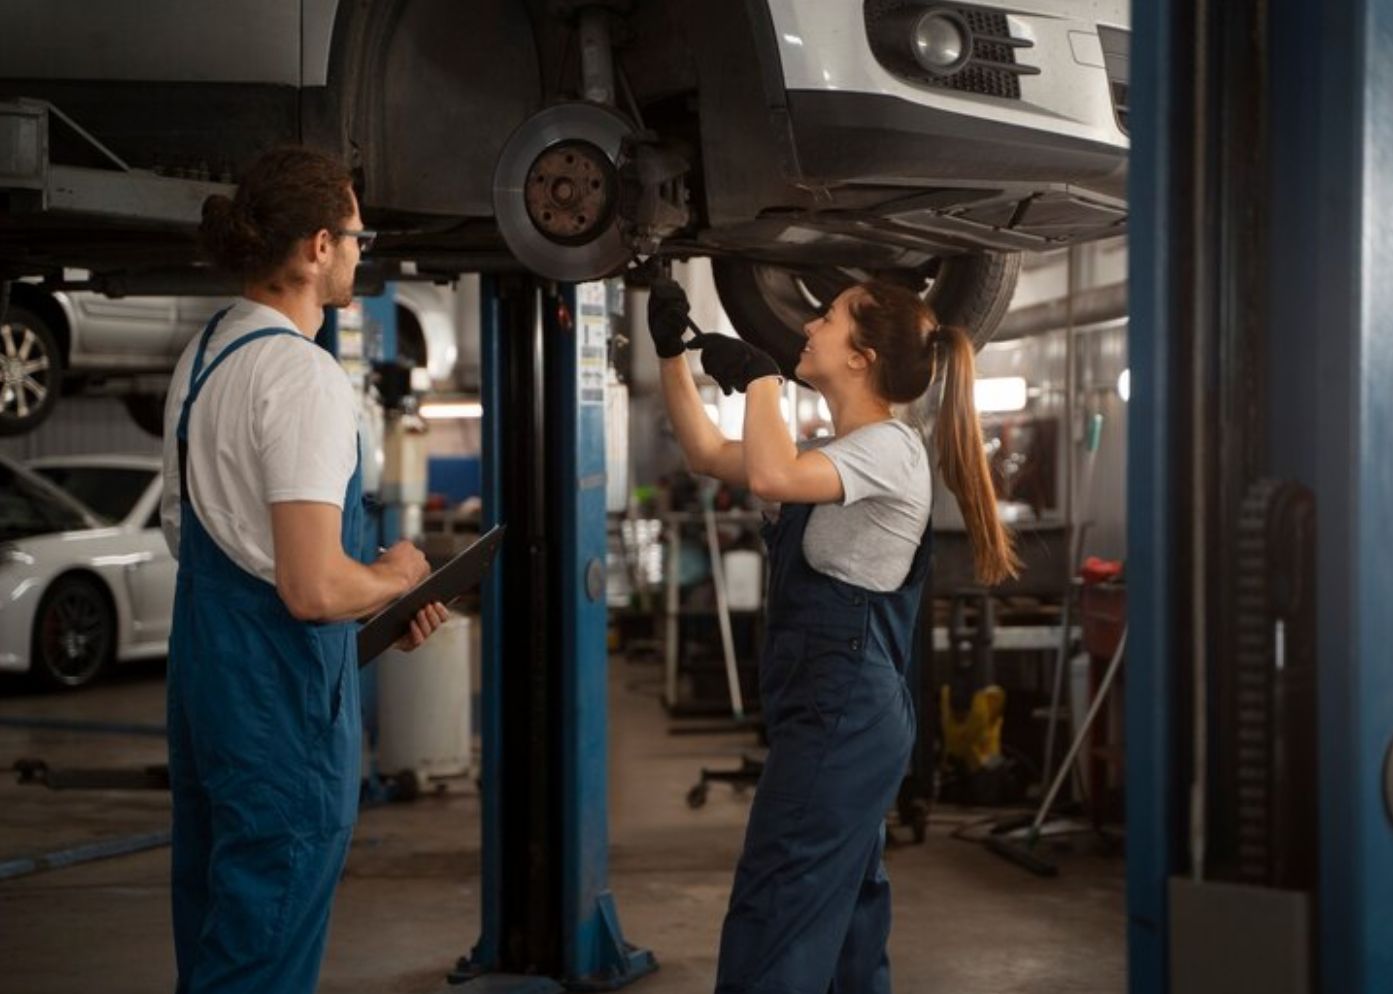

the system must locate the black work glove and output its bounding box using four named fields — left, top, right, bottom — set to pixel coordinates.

left=687, top=333, right=782, bottom=395
left=646, top=276, right=692, bottom=358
